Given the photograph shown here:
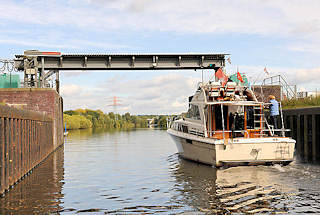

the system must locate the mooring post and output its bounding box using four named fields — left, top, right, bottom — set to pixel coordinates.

left=5, top=118, right=9, bottom=191
left=289, top=116, right=294, bottom=142
left=312, top=114, right=317, bottom=162
left=0, top=118, right=4, bottom=194
left=304, top=115, right=309, bottom=161
left=296, top=115, right=301, bottom=160
left=9, top=118, right=13, bottom=187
